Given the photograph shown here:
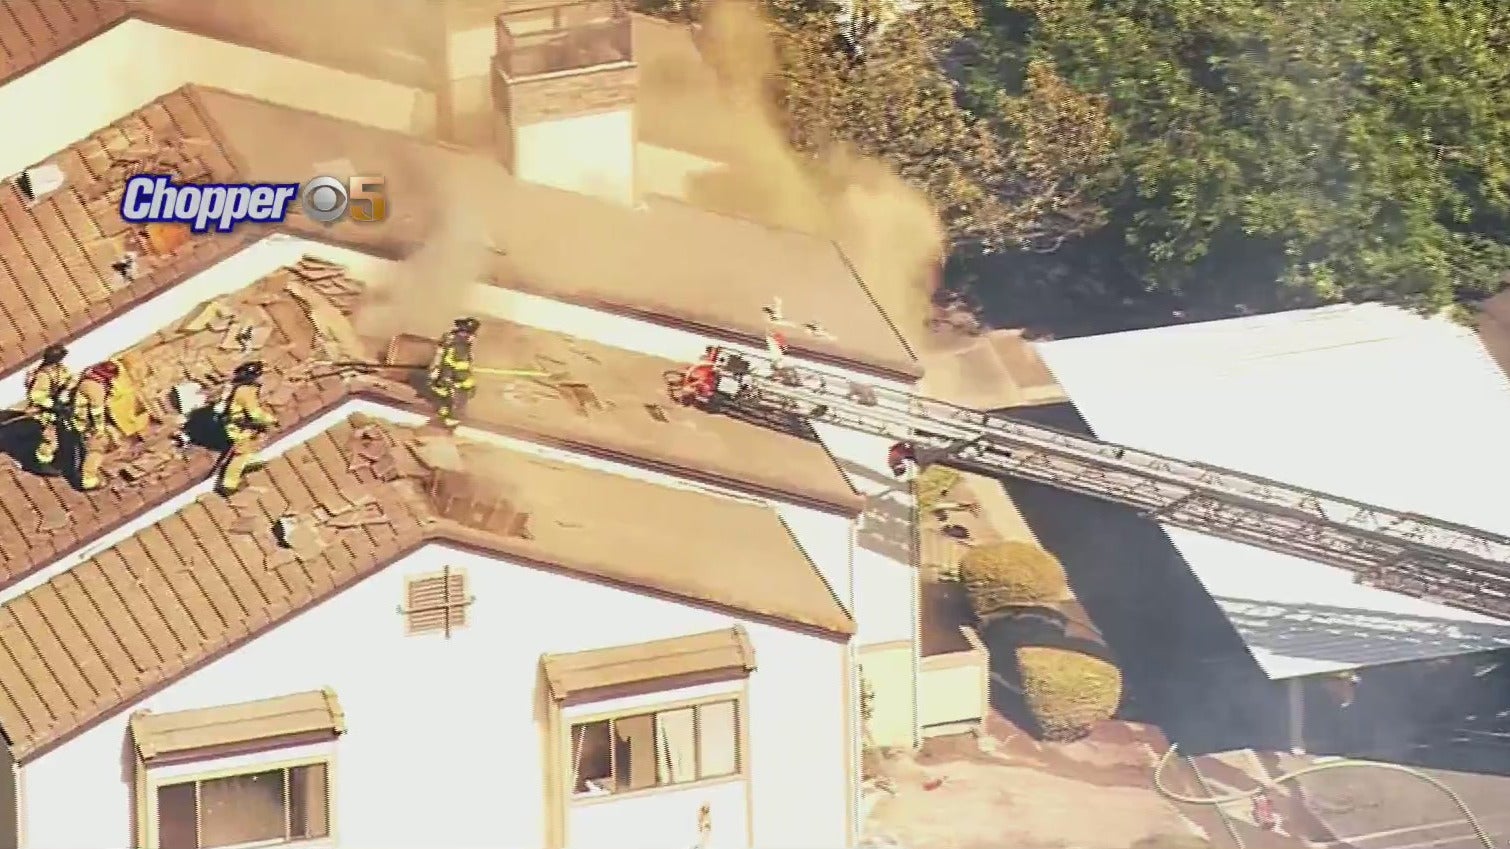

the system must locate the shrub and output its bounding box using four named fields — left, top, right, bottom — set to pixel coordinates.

left=913, top=465, right=961, bottom=512
left=959, top=541, right=1072, bottom=615
left=1016, top=645, right=1122, bottom=741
